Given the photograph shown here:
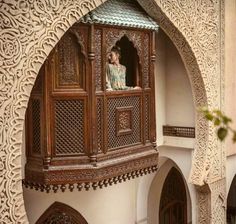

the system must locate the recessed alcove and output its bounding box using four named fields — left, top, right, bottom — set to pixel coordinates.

left=116, top=35, right=140, bottom=87
left=154, top=29, right=195, bottom=148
